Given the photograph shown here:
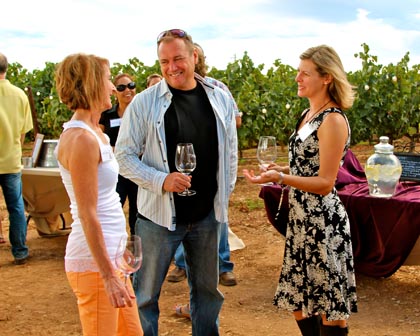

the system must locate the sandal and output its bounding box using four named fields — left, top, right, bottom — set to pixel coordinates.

left=174, top=303, right=191, bottom=319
